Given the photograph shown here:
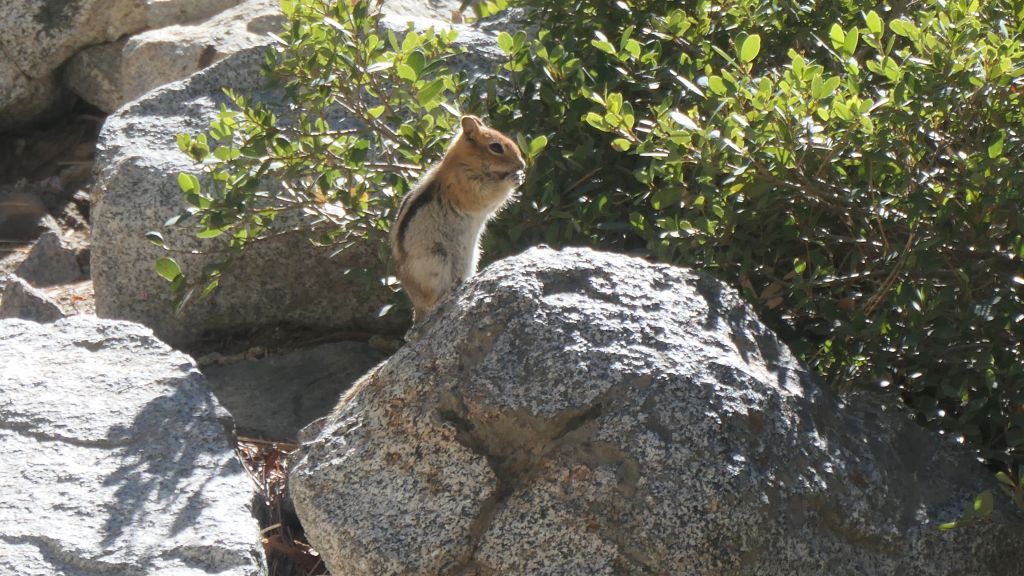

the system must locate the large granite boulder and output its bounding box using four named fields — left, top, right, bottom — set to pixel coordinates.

left=90, top=11, right=506, bottom=347
left=65, top=0, right=284, bottom=114
left=290, top=247, right=1023, bottom=575
left=0, top=0, right=242, bottom=130
left=0, top=316, right=264, bottom=575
